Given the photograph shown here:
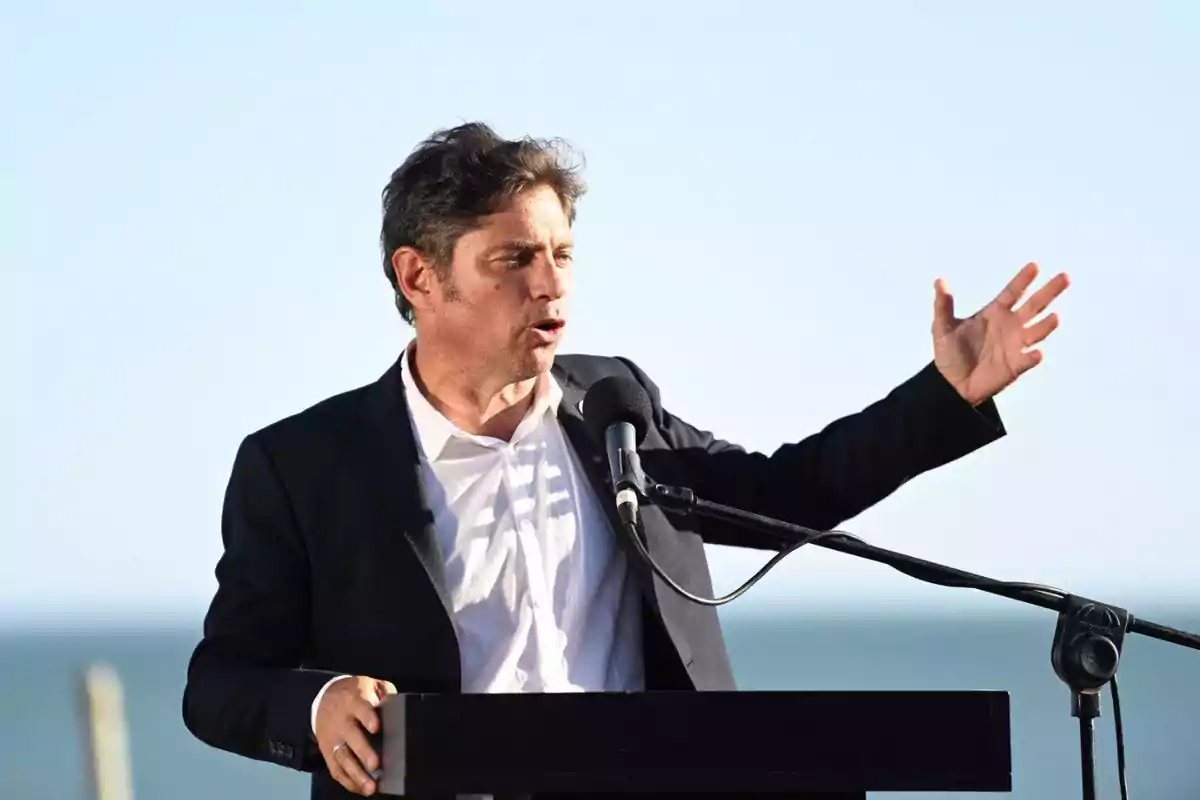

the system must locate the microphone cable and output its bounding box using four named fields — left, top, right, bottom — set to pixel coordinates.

left=620, top=519, right=843, bottom=607
left=1113, top=675, right=1128, bottom=800
left=621, top=494, right=1069, bottom=606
